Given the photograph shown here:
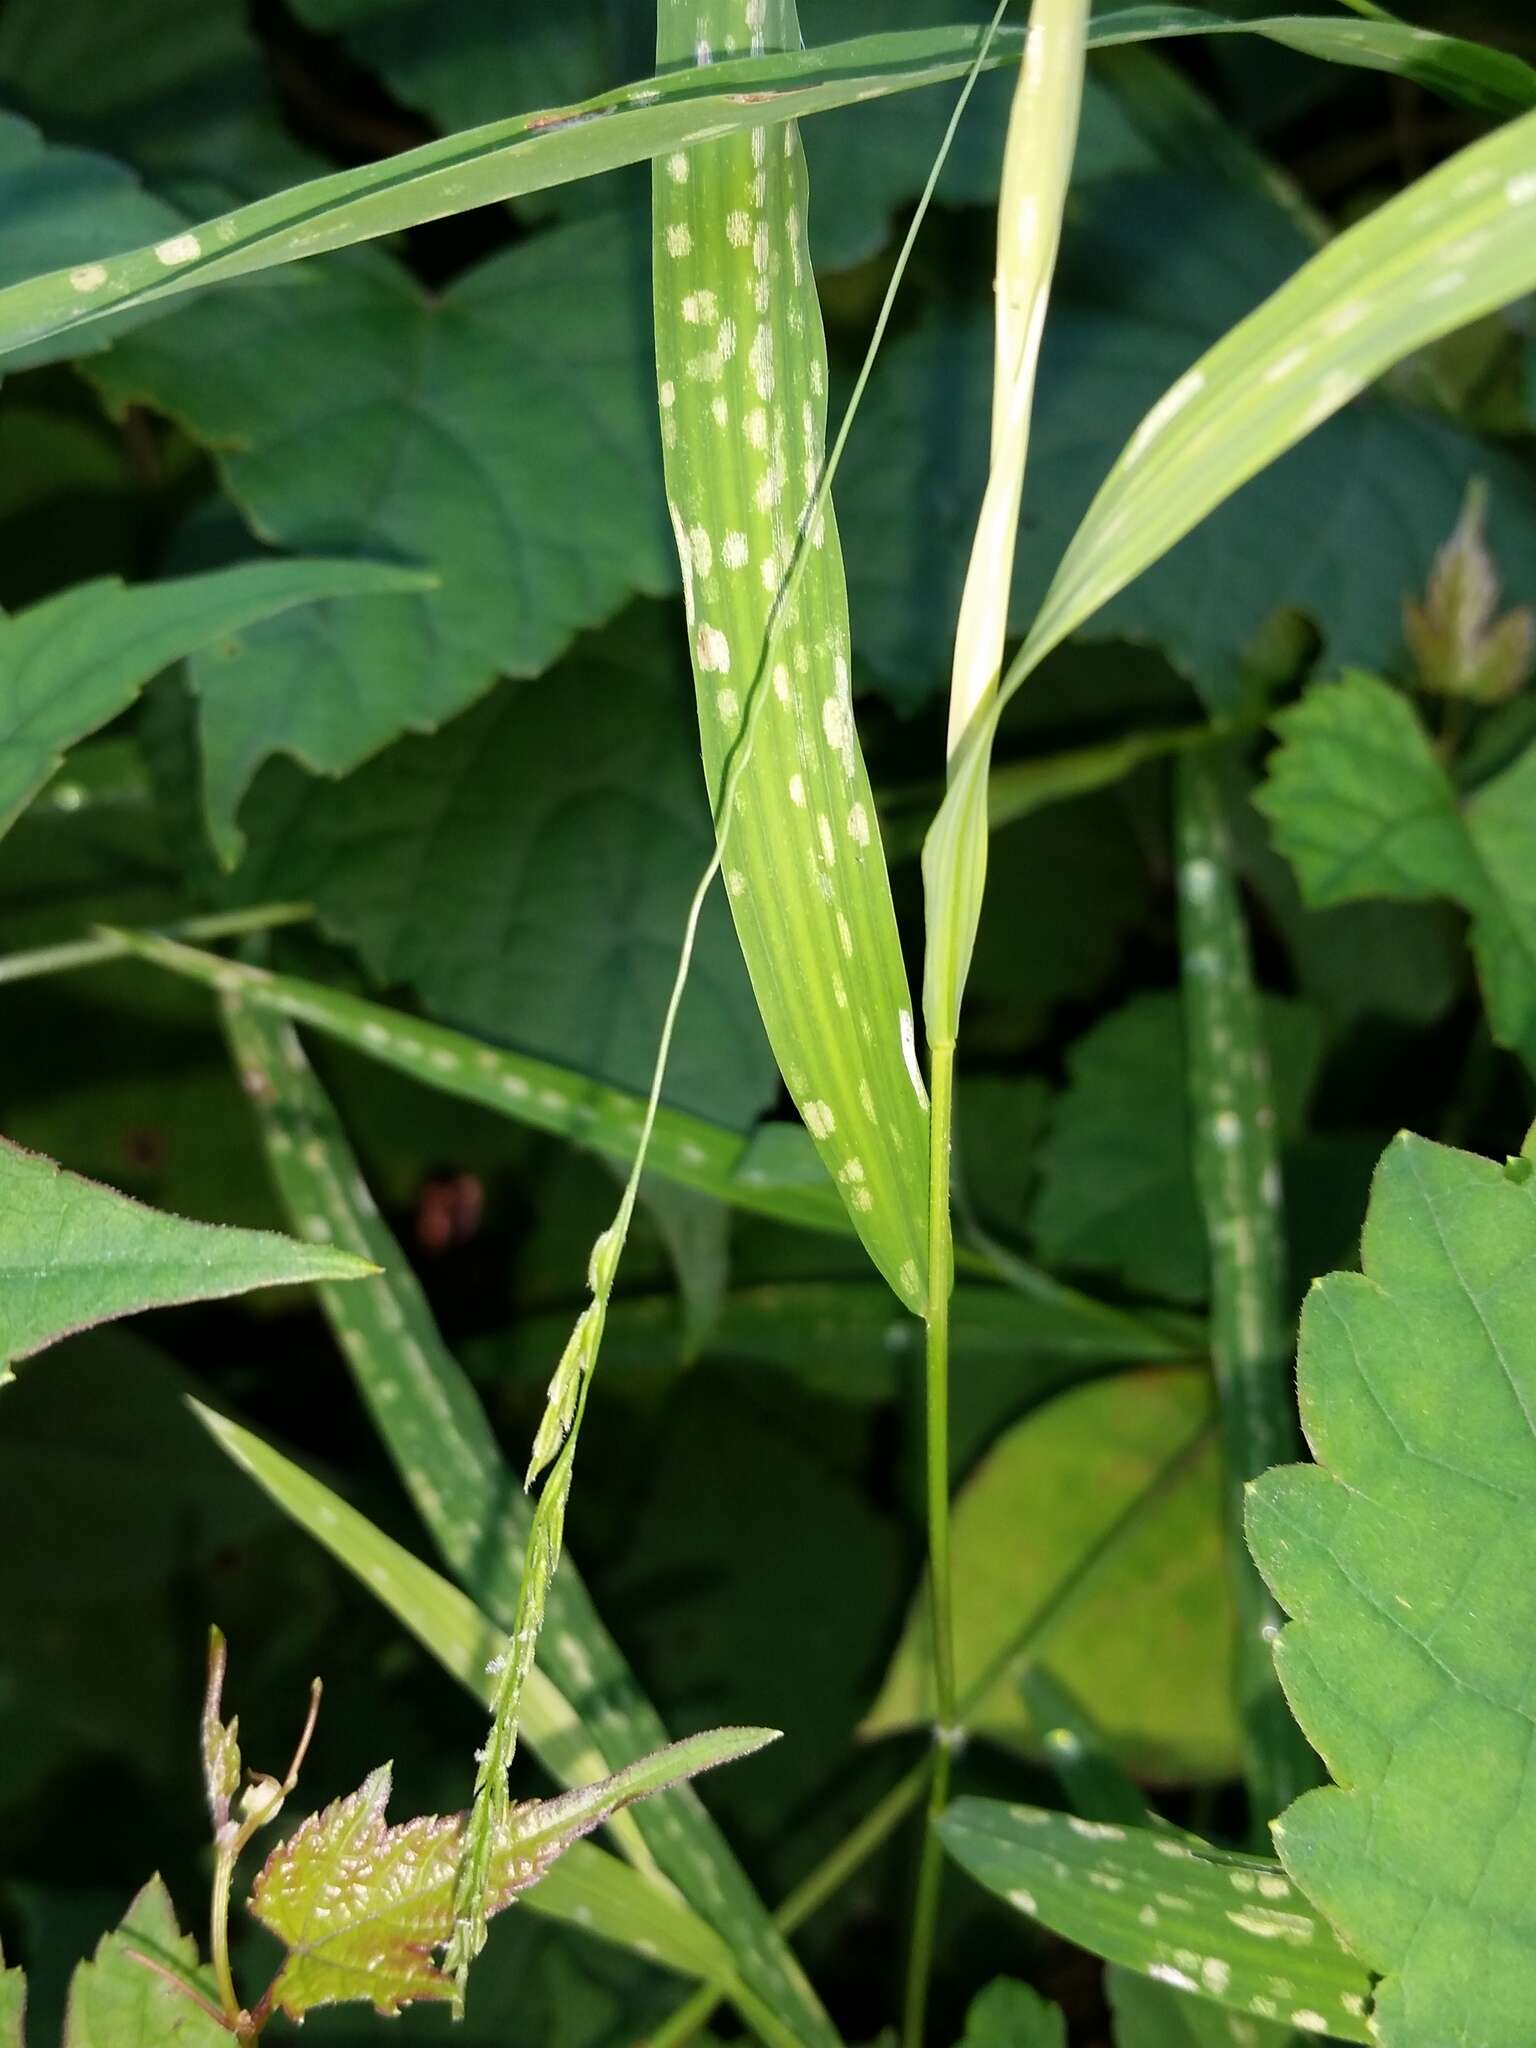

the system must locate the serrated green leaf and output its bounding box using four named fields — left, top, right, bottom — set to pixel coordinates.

left=1109, top=1965, right=1298, bottom=2048
left=252, top=1730, right=775, bottom=2020
left=121, top=930, right=843, bottom=1232
left=1257, top=672, right=1536, bottom=1074
left=0, top=558, right=433, bottom=846
left=937, top=1800, right=1373, bottom=2042
left=218, top=991, right=848, bottom=2048
left=62, top=1878, right=226, bottom=2048
left=1247, top=1132, right=1536, bottom=2048
left=0, top=13, right=1528, bottom=364
left=956, top=1976, right=1066, bottom=2048
left=864, top=1367, right=1239, bottom=1783
left=653, top=0, right=929, bottom=1309
left=0, top=1136, right=373, bottom=1374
